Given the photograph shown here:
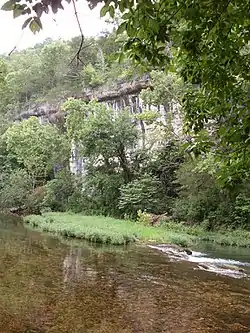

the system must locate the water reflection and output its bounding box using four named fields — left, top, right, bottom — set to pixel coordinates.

left=0, top=216, right=250, bottom=333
